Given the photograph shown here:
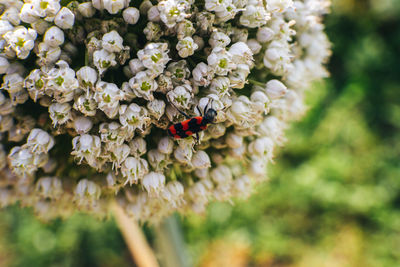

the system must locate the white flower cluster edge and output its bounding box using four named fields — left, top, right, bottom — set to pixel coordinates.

left=0, top=0, right=331, bottom=222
